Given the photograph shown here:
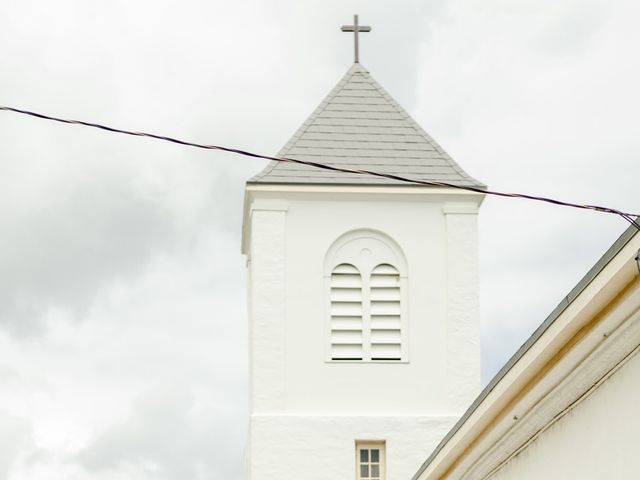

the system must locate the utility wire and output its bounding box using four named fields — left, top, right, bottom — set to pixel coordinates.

left=1, top=105, right=639, bottom=230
